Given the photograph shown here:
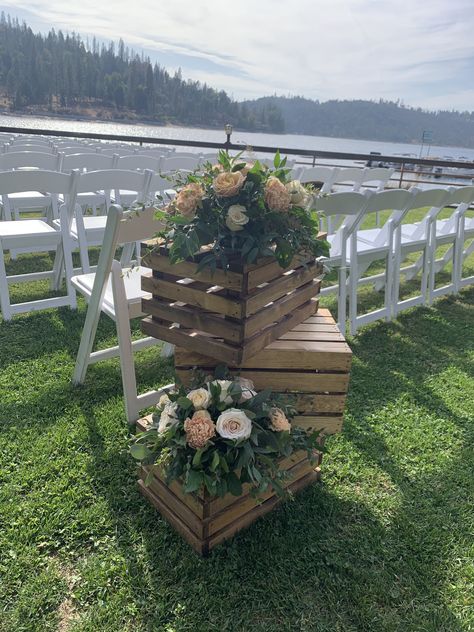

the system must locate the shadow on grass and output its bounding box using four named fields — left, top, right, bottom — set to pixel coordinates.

left=75, top=289, right=474, bottom=630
